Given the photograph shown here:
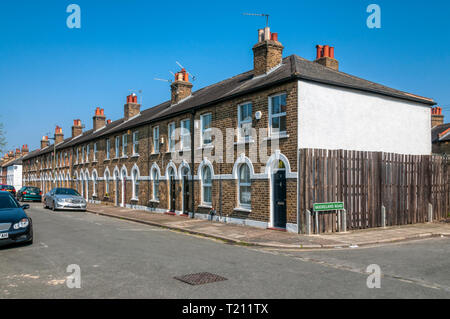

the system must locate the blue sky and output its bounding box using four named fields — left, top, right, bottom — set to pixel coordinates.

left=1, top=0, right=449, bottom=154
